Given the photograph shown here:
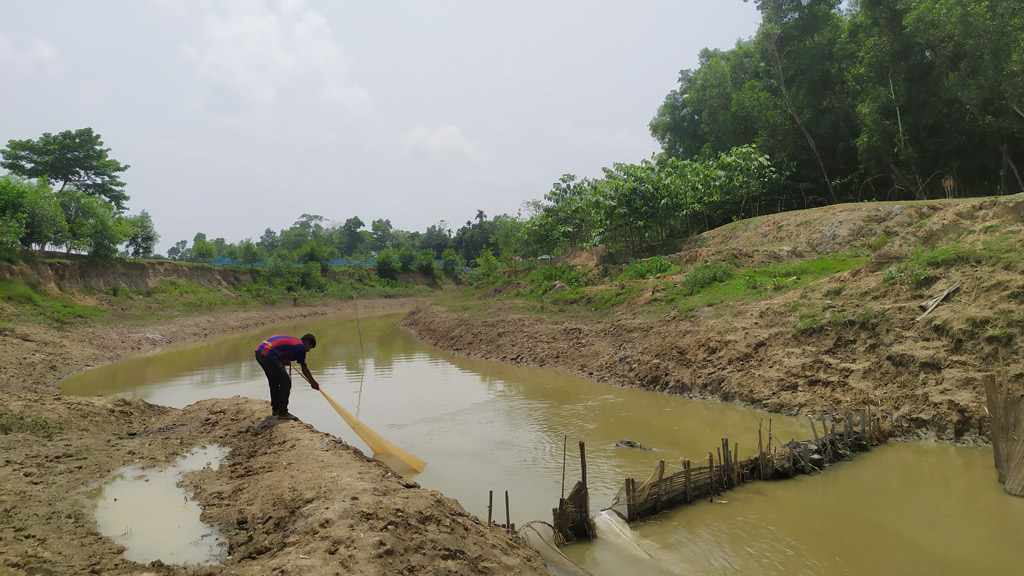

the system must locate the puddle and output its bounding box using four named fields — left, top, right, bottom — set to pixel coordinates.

left=88, top=445, right=230, bottom=566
